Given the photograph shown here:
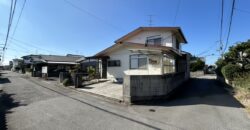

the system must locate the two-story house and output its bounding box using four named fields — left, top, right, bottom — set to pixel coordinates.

left=95, top=27, right=189, bottom=82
